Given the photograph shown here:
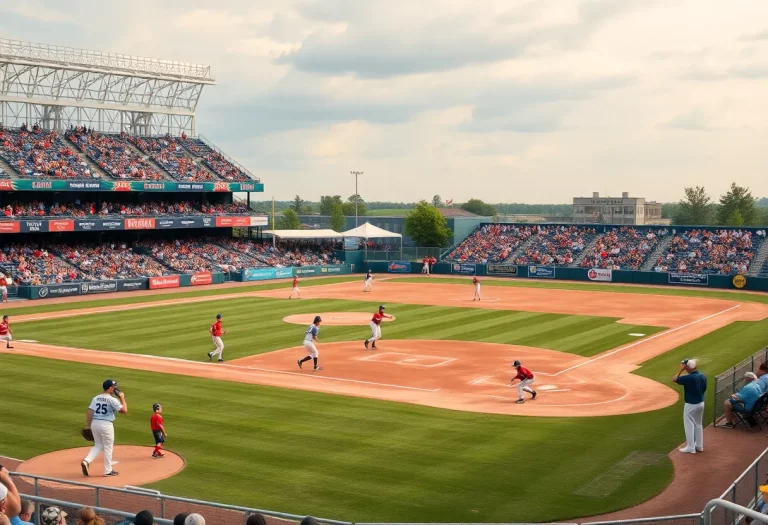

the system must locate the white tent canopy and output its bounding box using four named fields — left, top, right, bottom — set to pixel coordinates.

left=341, top=222, right=402, bottom=239
left=264, top=229, right=343, bottom=239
